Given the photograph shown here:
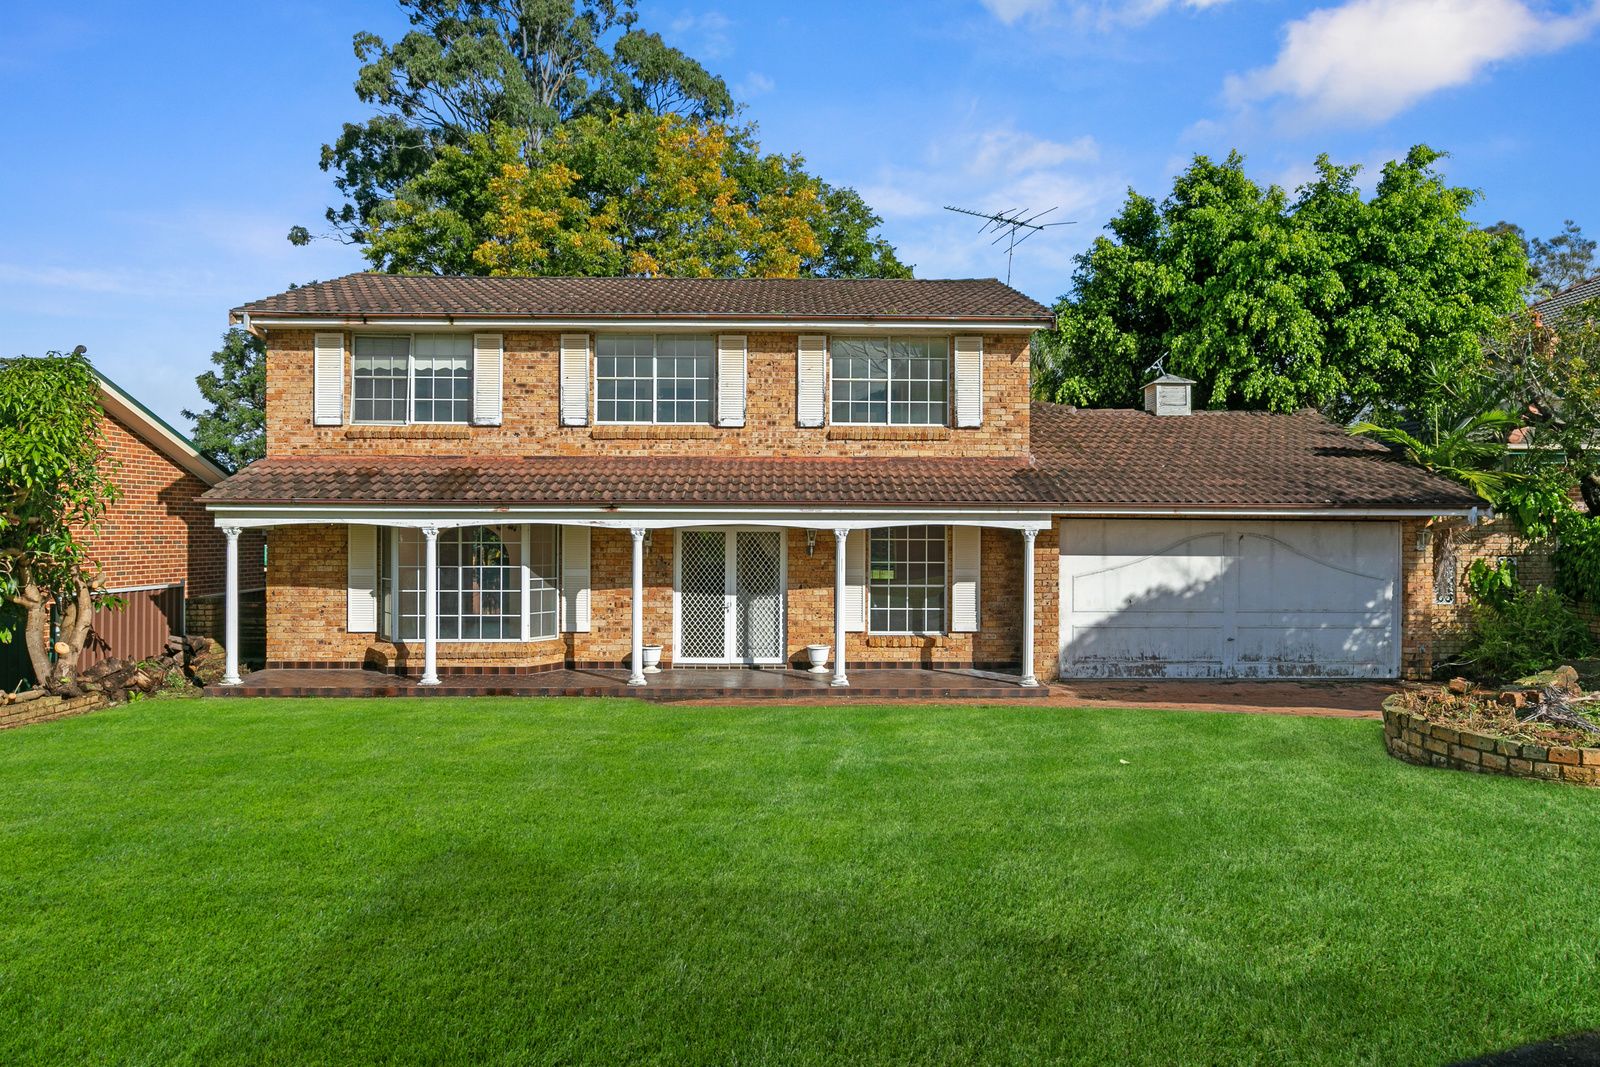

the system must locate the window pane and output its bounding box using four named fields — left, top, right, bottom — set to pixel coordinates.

left=412, top=334, right=472, bottom=424
left=353, top=335, right=410, bottom=424
left=867, top=525, right=948, bottom=634
left=655, top=335, right=714, bottom=424
left=528, top=526, right=560, bottom=640
left=597, top=335, right=654, bottom=423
